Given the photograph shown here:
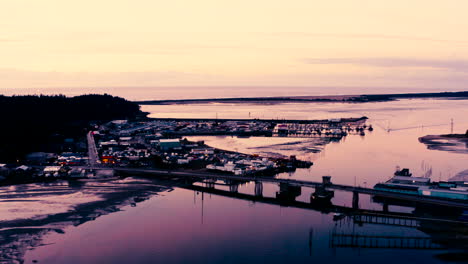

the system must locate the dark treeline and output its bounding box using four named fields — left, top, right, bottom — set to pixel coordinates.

left=138, top=91, right=468, bottom=105
left=0, top=94, right=144, bottom=162
left=355, top=91, right=468, bottom=102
